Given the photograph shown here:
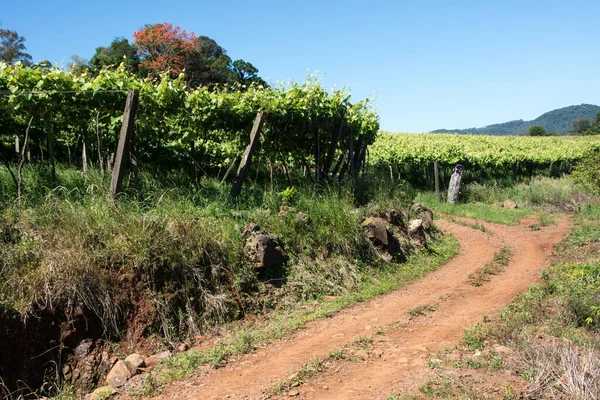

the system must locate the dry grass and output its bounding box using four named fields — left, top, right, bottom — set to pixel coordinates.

left=517, top=340, right=600, bottom=400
